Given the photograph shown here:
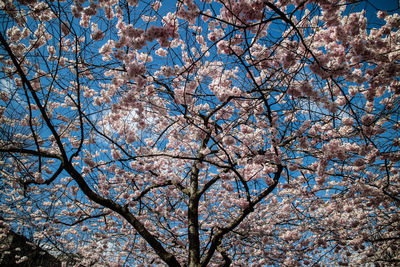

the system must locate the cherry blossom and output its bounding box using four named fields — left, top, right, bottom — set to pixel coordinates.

left=0, top=0, right=399, bottom=266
